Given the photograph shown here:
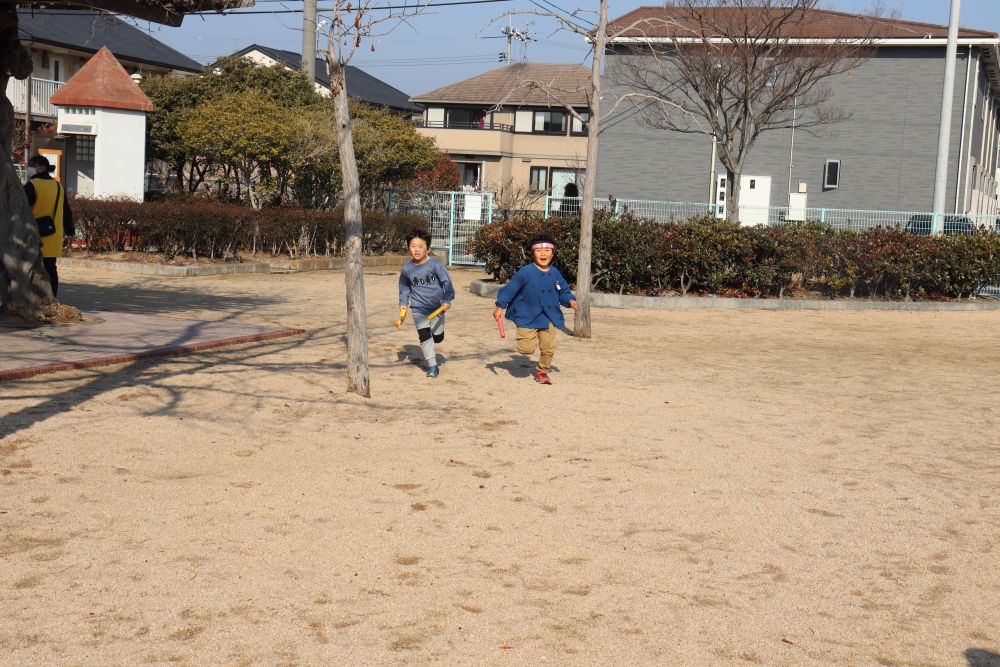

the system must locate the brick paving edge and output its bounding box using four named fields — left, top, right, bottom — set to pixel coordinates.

left=0, top=327, right=305, bottom=383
